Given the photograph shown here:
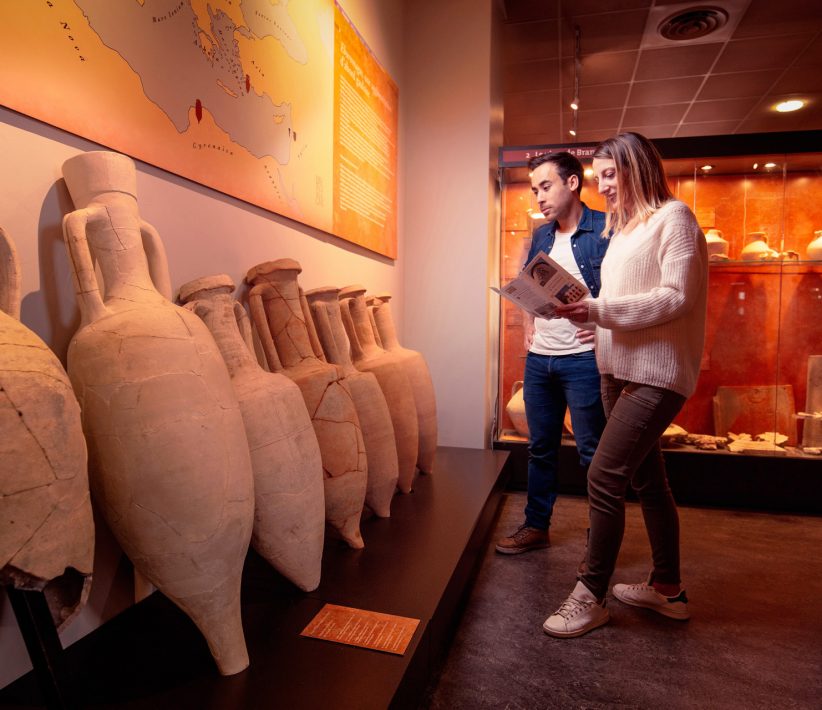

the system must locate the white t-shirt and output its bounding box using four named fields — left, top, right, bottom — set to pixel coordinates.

left=530, top=229, right=593, bottom=356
